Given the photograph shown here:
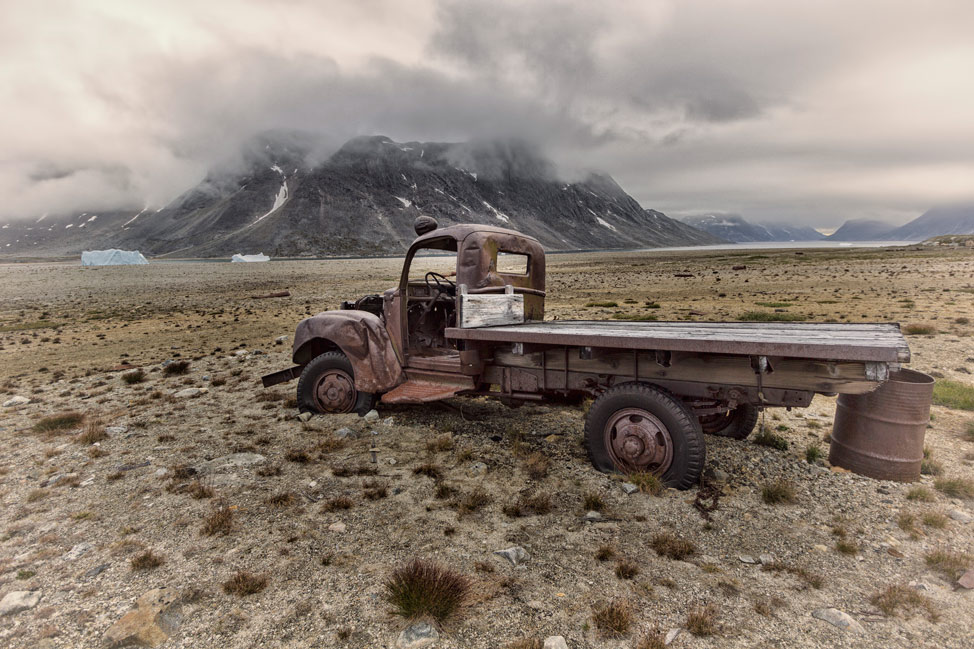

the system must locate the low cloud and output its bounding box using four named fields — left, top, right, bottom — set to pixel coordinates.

left=1, top=0, right=972, bottom=227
